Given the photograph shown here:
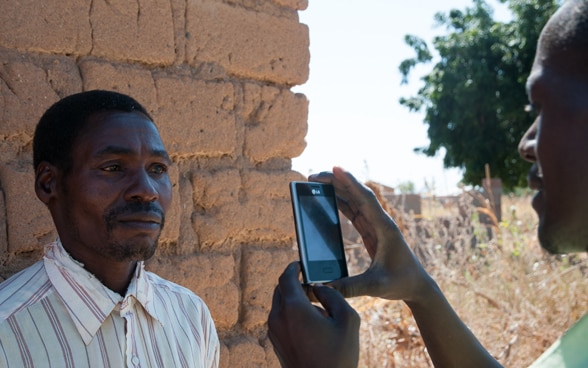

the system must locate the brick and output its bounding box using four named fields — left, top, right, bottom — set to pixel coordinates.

left=241, top=247, right=296, bottom=330
left=90, top=0, right=175, bottom=65
left=271, top=0, right=308, bottom=10
left=169, top=0, right=188, bottom=63
left=0, top=0, right=92, bottom=55
left=0, top=50, right=81, bottom=136
left=78, top=59, right=158, bottom=117
left=185, top=2, right=309, bottom=85
left=0, top=249, right=44, bottom=281
left=154, top=75, right=238, bottom=156
left=242, top=170, right=302, bottom=200
left=240, top=170, right=303, bottom=242
left=0, top=161, right=55, bottom=252
left=244, top=89, right=307, bottom=162
left=222, top=0, right=304, bottom=19
left=237, top=198, right=291, bottom=231
left=154, top=246, right=237, bottom=292
left=170, top=165, right=199, bottom=254
left=192, top=169, right=242, bottom=211
left=263, top=338, right=281, bottom=368
left=218, top=343, right=230, bottom=368
left=147, top=252, right=239, bottom=330
left=192, top=170, right=301, bottom=248
left=199, top=282, right=240, bottom=331
left=241, top=83, right=280, bottom=123
left=191, top=169, right=242, bottom=247
left=226, top=337, right=267, bottom=368
left=192, top=215, right=229, bottom=249
left=0, top=188, right=7, bottom=255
